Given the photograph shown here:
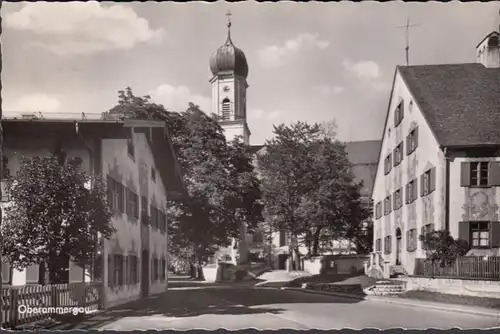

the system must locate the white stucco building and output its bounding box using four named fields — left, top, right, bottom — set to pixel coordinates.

left=1, top=118, right=185, bottom=308
left=368, top=28, right=500, bottom=278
